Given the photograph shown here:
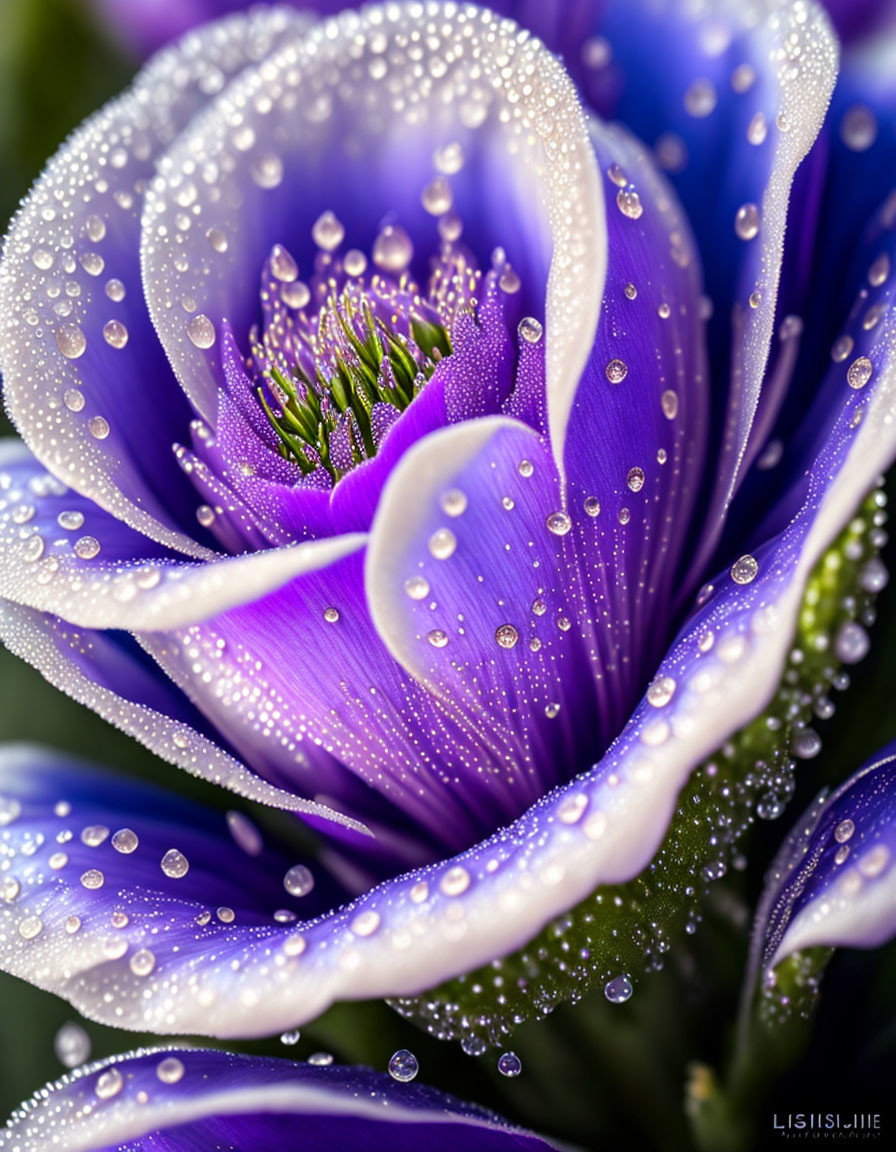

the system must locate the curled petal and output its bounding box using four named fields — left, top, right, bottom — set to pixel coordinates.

left=3, top=1047, right=558, bottom=1152
left=754, top=743, right=896, bottom=975
left=0, top=7, right=309, bottom=557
